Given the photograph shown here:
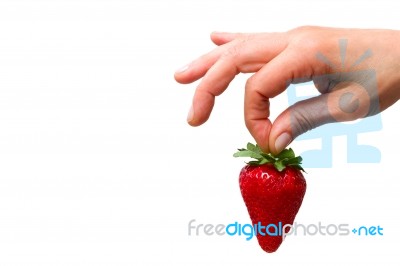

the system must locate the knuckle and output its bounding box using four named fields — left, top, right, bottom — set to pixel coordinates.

left=290, top=25, right=317, bottom=34
left=288, top=26, right=323, bottom=52
left=222, top=45, right=238, bottom=59
left=244, top=117, right=252, bottom=131
left=242, top=33, right=255, bottom=41
left=313, top=76, right=334, bottom=94
left=296, top=34, right=320, bottom=49
left=221, top=38, right=248, bottom=60
left=245, top=76, right=257, bottom=91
